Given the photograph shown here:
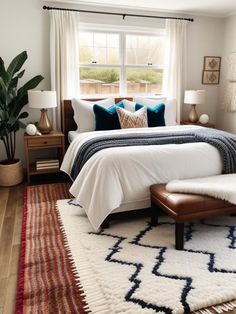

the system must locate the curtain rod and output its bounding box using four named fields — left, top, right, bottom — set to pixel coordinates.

left=43, top=5, right=194, bottom=22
